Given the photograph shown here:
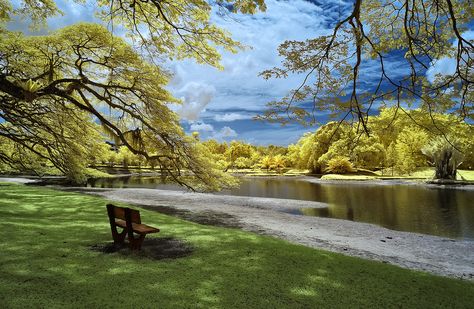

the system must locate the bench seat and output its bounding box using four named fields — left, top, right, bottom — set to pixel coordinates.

left=115, top=219, right=160, bottom=235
